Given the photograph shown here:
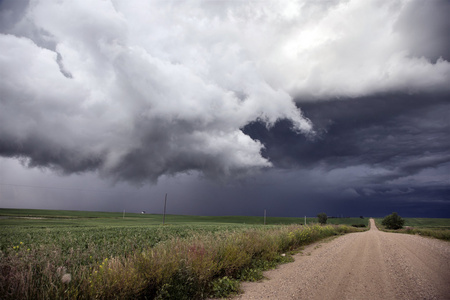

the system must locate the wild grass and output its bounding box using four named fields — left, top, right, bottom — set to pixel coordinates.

left=84, top=224, right=358, bottom=299
left=0, top=222, right=359, bottom=299
left=400, top=227, right=450, bottom=241
left=374, top=218, right=450, bottom=241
